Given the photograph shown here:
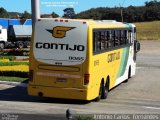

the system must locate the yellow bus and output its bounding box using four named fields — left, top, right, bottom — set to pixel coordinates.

left=28, top=18, right=140, bottom=101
